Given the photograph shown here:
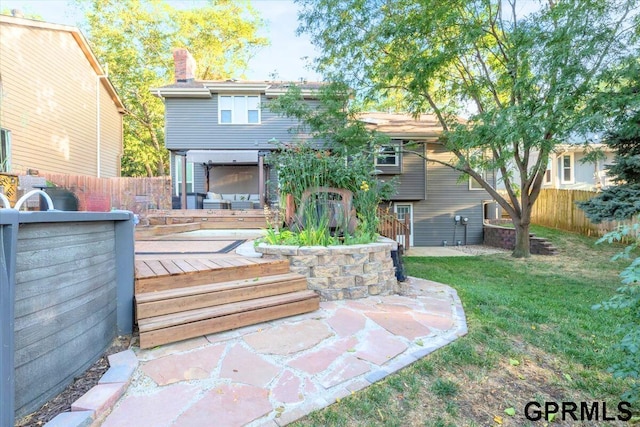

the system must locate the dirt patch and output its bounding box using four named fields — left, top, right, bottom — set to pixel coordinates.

left=404, top=343, right=631, bottom=427
left=15, top=335, right=131, bottom=427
